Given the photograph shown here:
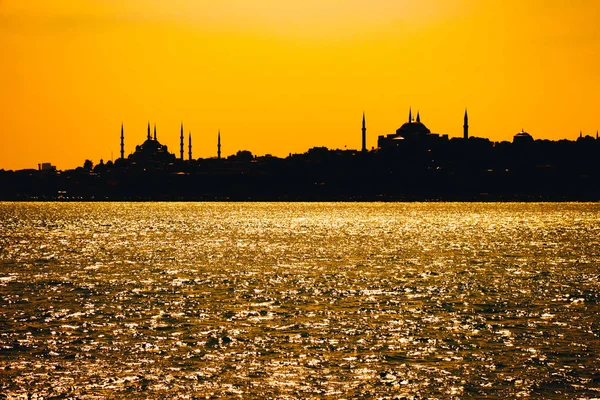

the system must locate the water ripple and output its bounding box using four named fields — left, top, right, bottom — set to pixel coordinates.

left=1, top=202, right=600, bottom=398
